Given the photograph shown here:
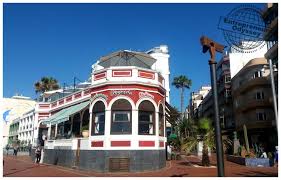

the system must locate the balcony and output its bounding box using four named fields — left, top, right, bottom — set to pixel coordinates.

left=37, top=66, right=165, bottom=113
left=236, top=99, right=272, bottom=113
left=233, top=77, right=270, bottom=97
left=236, top=120, right=273, bottom=131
